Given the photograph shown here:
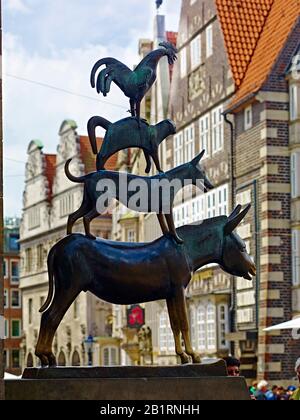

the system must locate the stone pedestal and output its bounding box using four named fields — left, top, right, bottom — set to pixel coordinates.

left=5, top=361, right=250, bottom=400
